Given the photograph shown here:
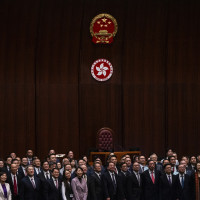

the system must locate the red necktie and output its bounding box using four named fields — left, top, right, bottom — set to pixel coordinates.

left=151, top=171, right=155, bottom=184
left=13, top=175, right=18, bottom=195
